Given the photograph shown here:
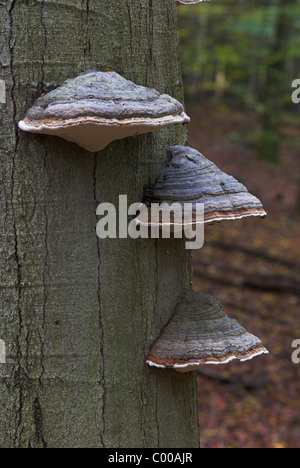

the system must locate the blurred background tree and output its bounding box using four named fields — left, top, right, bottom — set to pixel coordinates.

left=178, top=0, right=300, bottom=164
